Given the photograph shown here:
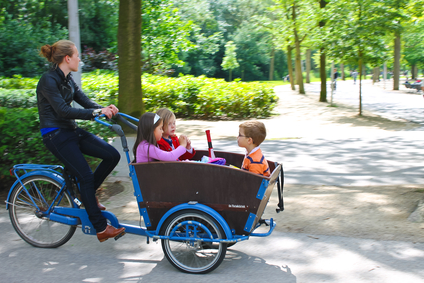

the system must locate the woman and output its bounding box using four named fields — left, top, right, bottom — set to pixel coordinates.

left=37, top=39, right=125, bottom=242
